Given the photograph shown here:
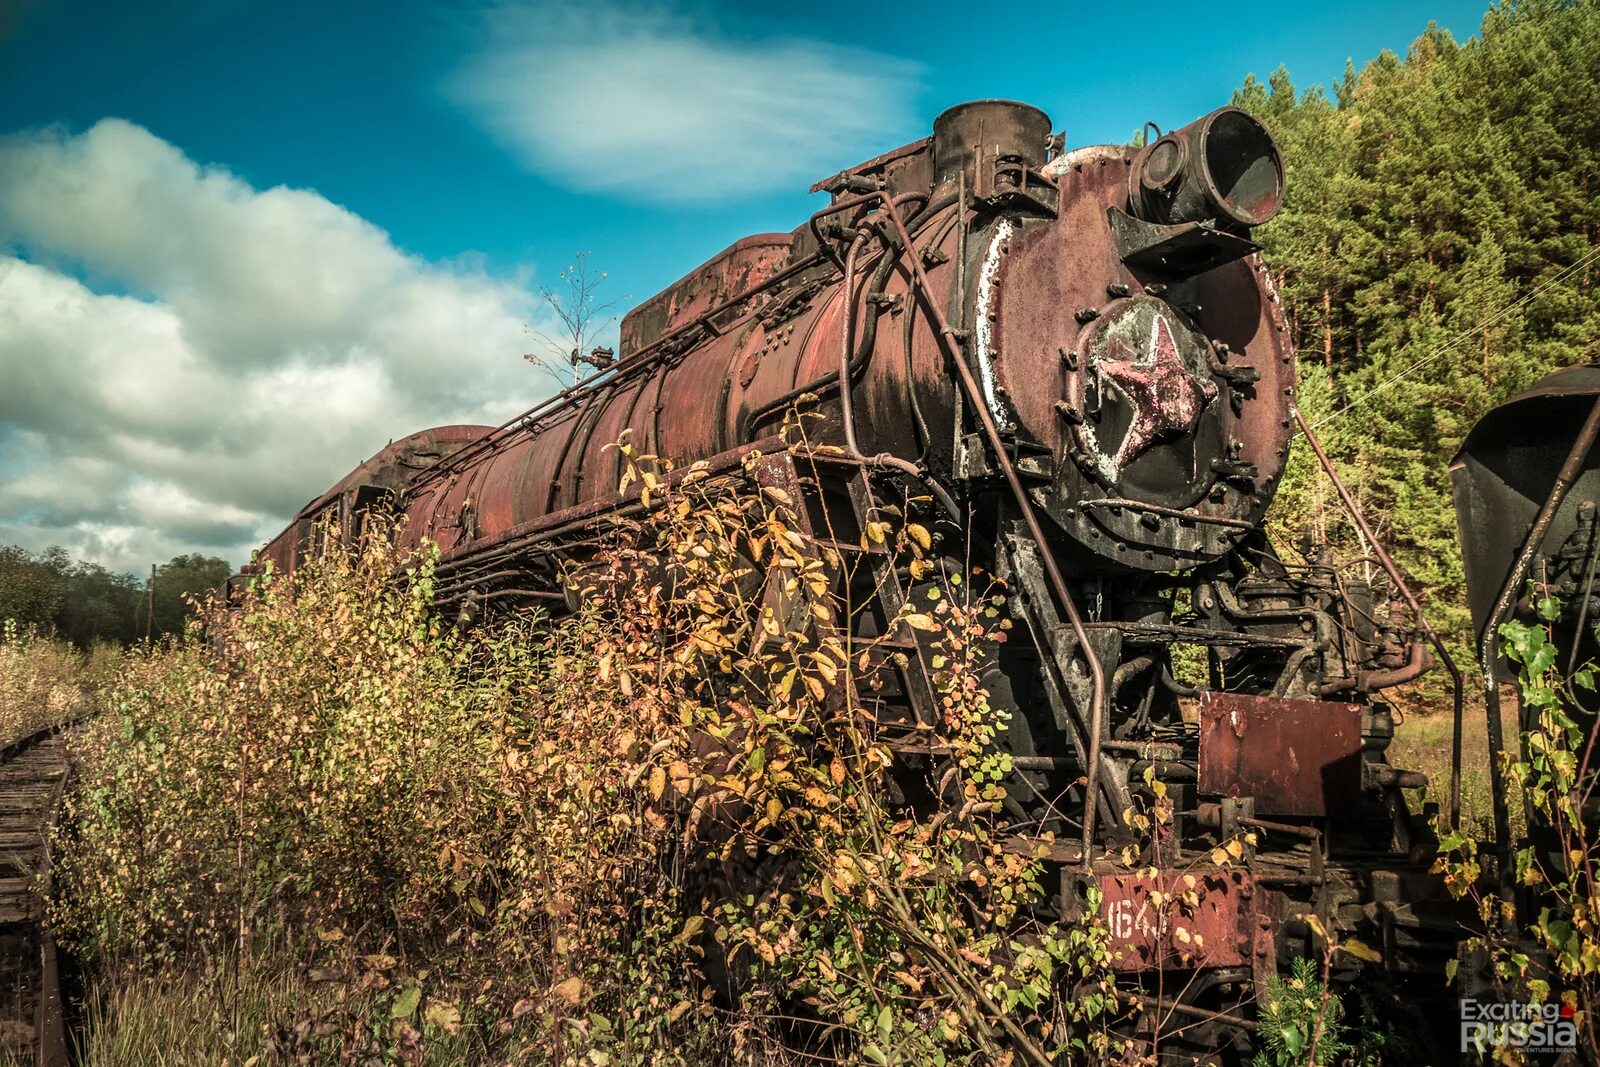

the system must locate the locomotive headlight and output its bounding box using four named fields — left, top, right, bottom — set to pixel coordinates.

left=1129, top=107, right=1283, bottom=229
